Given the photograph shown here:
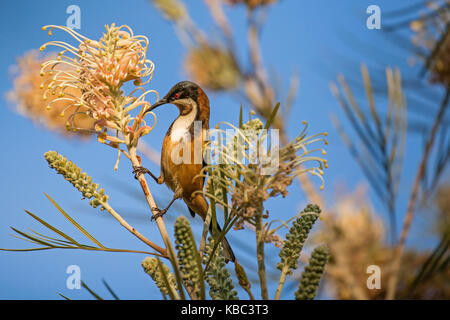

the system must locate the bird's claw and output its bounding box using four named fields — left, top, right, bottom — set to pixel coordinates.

left=151, top=207, right=167, bottom=221
left=133, top=166, right=150, bottom=179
